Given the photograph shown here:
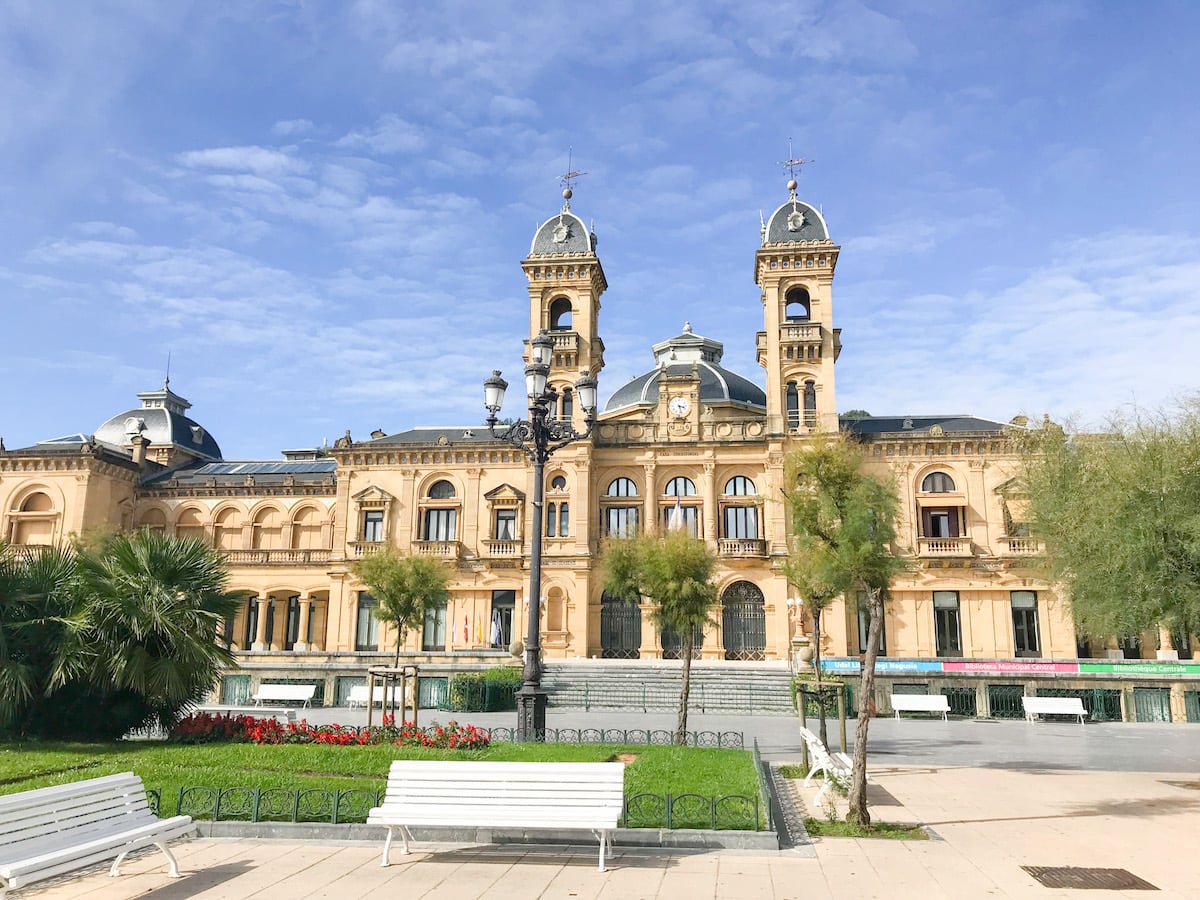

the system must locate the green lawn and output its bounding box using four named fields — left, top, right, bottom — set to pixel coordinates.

left=0, top=741, right=762, bottom=829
